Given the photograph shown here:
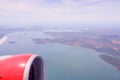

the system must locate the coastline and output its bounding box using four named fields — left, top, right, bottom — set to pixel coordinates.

left=0, top=36, right=8, bottom=46
left=97, top=55, right=117, bottom=70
